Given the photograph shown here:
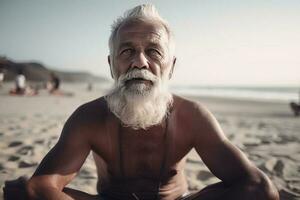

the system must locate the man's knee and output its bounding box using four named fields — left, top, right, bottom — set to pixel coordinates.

left=181, top=178, right=279, bottom=200
left=246, top=175, right=279, bottom=200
